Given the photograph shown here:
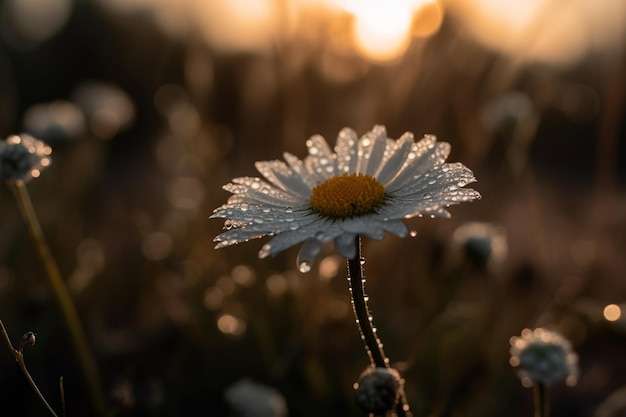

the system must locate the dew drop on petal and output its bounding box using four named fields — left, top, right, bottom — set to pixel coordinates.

left=259, top=244, right=271, bottom=259
left=298, top=261, right=312, bottom=273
